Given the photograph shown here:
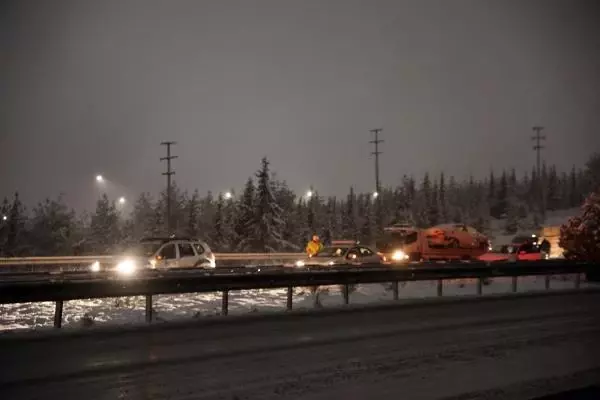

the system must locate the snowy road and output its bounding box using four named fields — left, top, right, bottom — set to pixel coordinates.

left=1, top=290, right=599, bottom=400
